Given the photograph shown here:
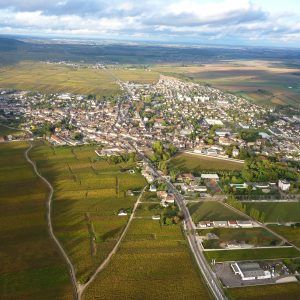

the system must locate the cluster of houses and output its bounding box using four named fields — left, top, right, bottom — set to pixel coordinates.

left=197, top=220, right=255, bottom=229
left=230, top=179, right=291, bottom=192
left=1, top=70, right=300, bottom=163
left=152, top=190, right=175, bottom=208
